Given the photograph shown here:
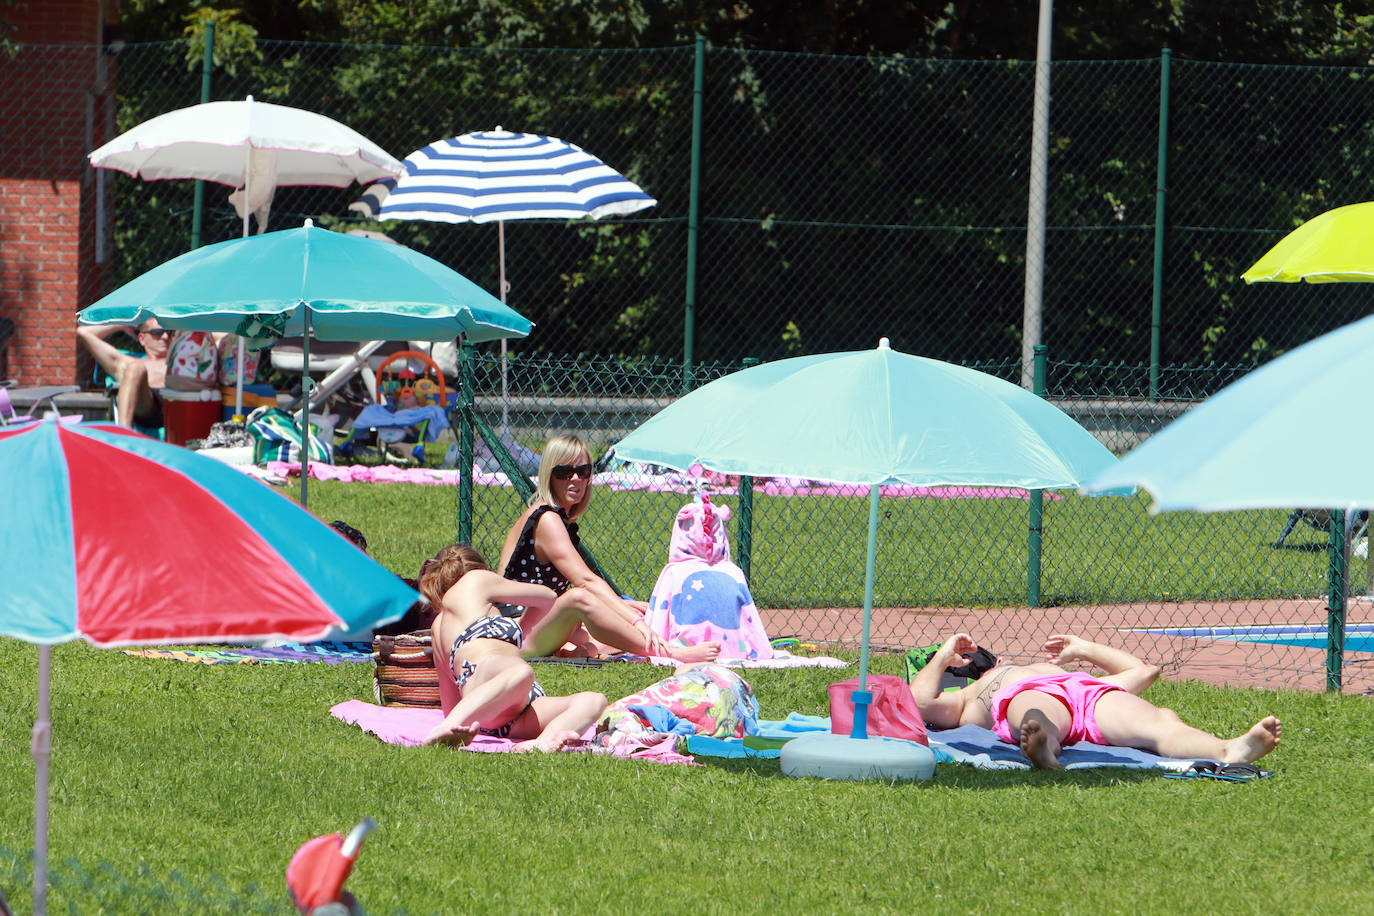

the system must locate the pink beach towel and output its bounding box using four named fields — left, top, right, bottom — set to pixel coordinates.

left=328, top=700, right=696, bottom=765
